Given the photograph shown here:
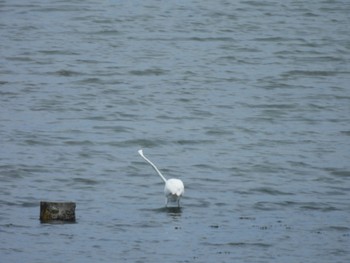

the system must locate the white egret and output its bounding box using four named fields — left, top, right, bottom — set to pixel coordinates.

left=138, top=149, right=184, bottom=207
